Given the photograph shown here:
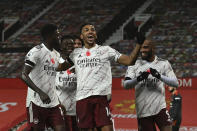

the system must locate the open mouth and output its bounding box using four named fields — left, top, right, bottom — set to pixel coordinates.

left=141, top=52, right=147, bottom=56
left=87, top=35, right=94, bottom=41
